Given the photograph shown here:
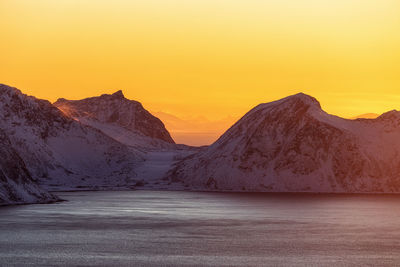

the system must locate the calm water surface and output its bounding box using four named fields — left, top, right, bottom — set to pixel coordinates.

left=1, top=191, right=400, bottom=266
